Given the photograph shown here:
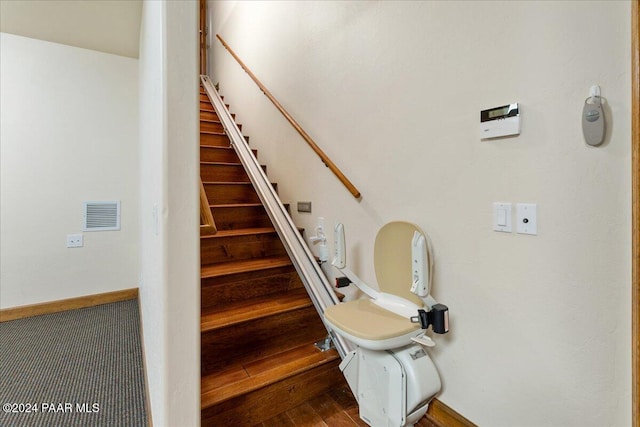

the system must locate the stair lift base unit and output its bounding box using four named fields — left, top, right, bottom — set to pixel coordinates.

left=340, top=345, right=441, bottom=427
